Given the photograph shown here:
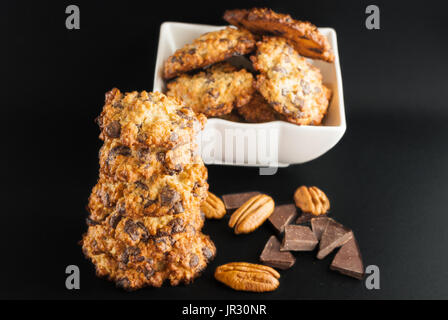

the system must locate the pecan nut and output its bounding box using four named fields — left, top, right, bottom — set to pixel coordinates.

left=294, top=186, right=329, bottom=216
left=201, top=191, right=226, bottom=219
left=228, top=194, right=275, bottom=234
left=214, top=262, right=280, bottom=292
